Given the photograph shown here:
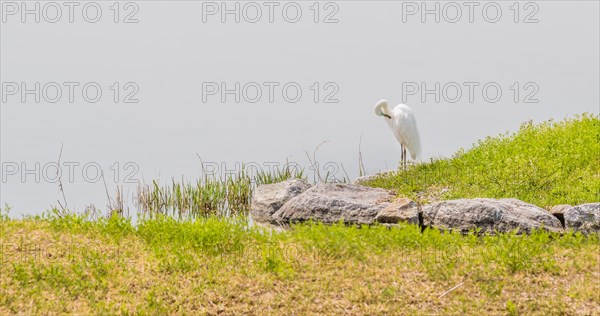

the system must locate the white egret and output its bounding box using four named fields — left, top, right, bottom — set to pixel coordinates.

left=374, top=99, right=421, bottom=170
